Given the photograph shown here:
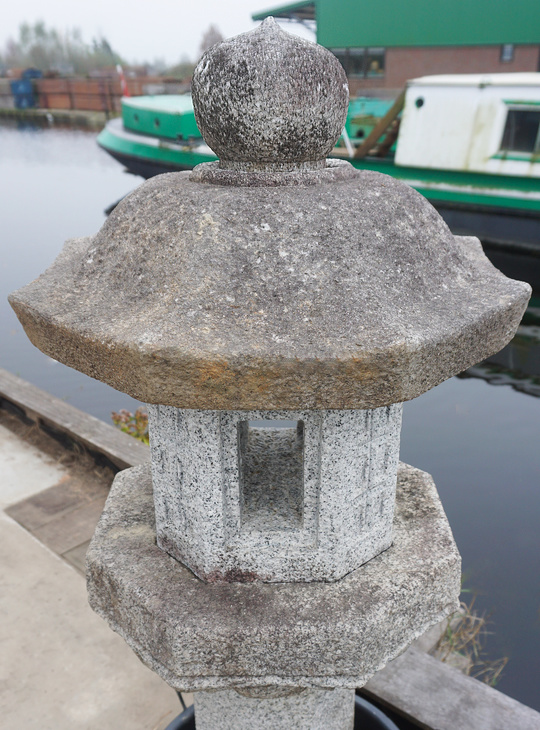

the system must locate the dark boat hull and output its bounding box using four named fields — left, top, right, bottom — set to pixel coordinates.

left=435, top=205, right=540, bottom=254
